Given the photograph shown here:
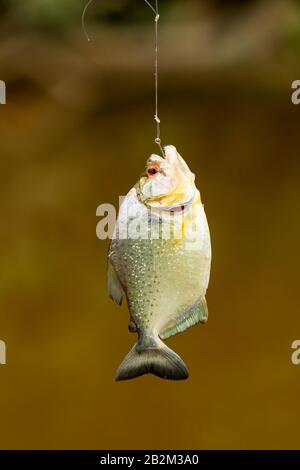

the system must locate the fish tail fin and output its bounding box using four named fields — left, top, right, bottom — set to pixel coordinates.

left=115, top=336, right=189, bottom=381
